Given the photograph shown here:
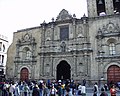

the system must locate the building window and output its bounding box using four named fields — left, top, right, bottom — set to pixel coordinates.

left=109, top=43, right=116, bottom=55
left=0, top=55, right=1, bottom=64
left=26, top=50, right=31, bottom=59
left=60, top=26, right=69, bottom=41
left=2, top=55, right=4, bottom=64
left=113, top=0, right=120, bottom=14
left=22, top=47, right=31, bottom=60
left=3, top=44, right=5, bottom=52
left=0, top=42, right=2, bottom=51
left=96, top=0, right=106, bottom=16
